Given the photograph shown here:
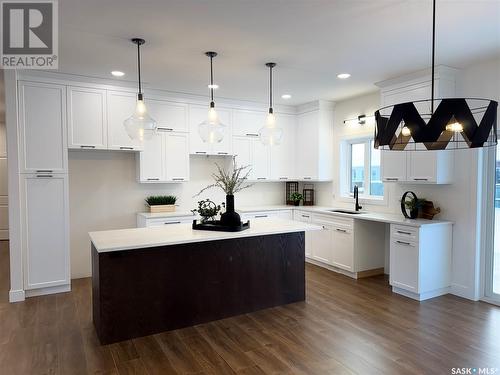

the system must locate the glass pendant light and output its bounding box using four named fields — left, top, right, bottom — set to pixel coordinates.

left=124, top=38, right=157, bottom=141
left=198, top=51, right=226, bottom=143
left=259, top=62, right=283, bottom=146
